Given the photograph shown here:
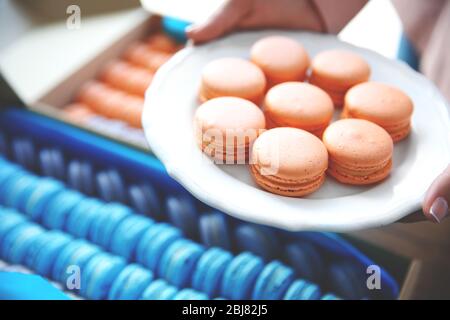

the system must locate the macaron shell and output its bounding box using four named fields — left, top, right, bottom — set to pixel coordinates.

left=195, top=97, right=265, bottom=162
left=310, top=50, right=371, bottom=90
left=195, top=97, right=265, bottom=144
left=252, top=128, right=328, bottom=180
left=323, top=119, right=393, bottom=167
left=250, top=165, right=325, bottom=197
left=323, top=119, right=393, bottom=185
left=264, top=82, right=333, bottom=132
left=327, top=158, right=392, bottom=185
left=250, top=36, right=310, bottom=86
left=252, top=261, right=295, bottom=300
left=344, top=82, right=413, bottom=123
left=200, top=58, right=266, bottom=103
left=343, top=82, right=413, bottom=142
left=220, top=252, right=264, bottom=300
